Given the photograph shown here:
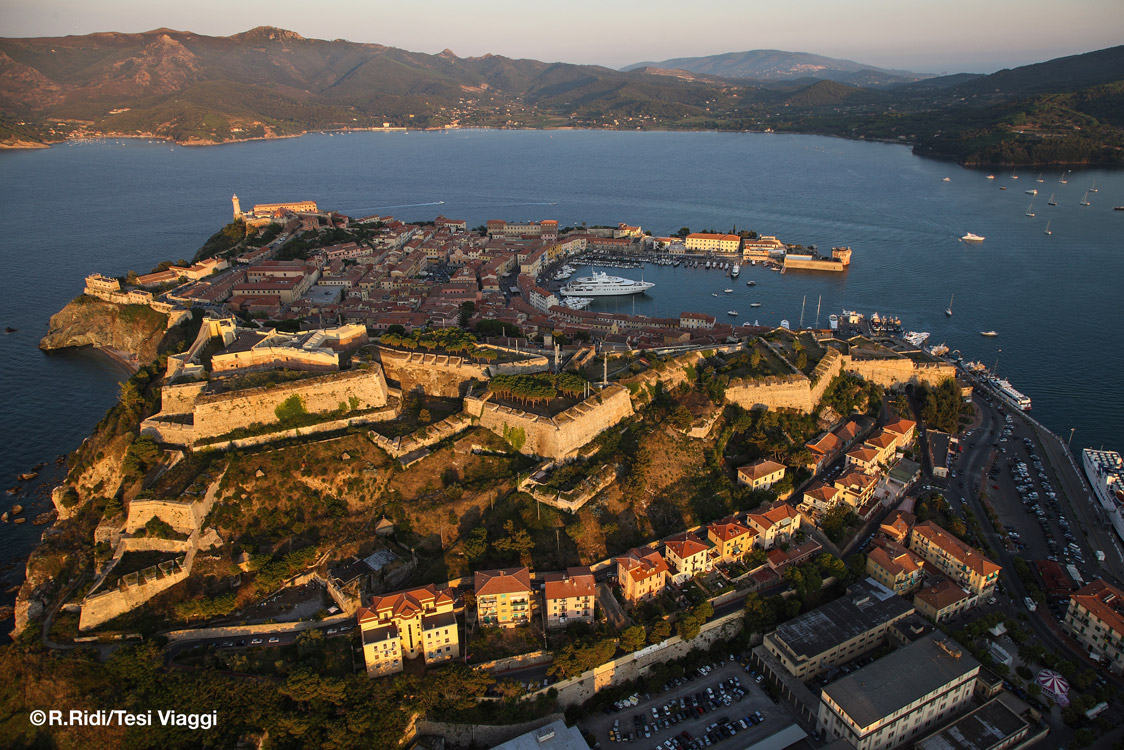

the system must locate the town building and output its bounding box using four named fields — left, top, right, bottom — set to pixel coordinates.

left=475, top=567, right=533, bottom=628
left=664, top=532, right=712, bottom=583
left=542, top=567, right=596, bottom=629
left=846, top=445, right=883, bottom=473
left=741, top=235, right=786, bottom=261
left=746, top=502, right=802, bottom=549
left=909, top=521, right=1001, bottom=596
left=913, top=579, right=974, bottom=623
left=759, top=578, right=914, bottom=682
left=685, top=233, right=741, bottom=254
left=882, top=418, right=917, bottom=450
left=878, top=510, right=915, bottom=545
left=1064, top=579, right=1124, bottom=675
left=913, top=694, right=1031, bottom=750
left=616, top=549, right=670, bottom=604
left=707, top=518, right=757, bottom=562
left=489, top=719, right=592, bottom=750
left=866, top=542, right=926, bottom=595
left=737, top=459, right=787, bottom=491
left=927, top=430, right=955, bottom=479
left=799, top=481, right=842, bottom=519
left=679, top=312, right=716, bottom=330
left=358, top=584, right=459, bottom=677
left=818, top=633, right=981, bottom=750
left=834, top=468, right=879, bottom=510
